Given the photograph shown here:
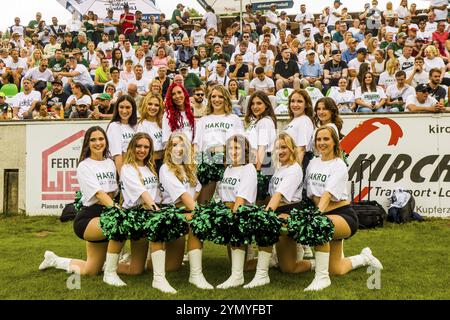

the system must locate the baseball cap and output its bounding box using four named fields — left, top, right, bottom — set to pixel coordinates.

left=171, top=23, right=179, bottom=29
left=306, top=49, right=315, bottom=55
left=357, top=48, right=368, bottom=54
left=331, top=49, right=341, bottom=55
left=52, top=79, right=63, bottom=85
left=323, top=33, right=331, bottom=38
left=303, top=24, right=312, bottom=30
left=142, top=28, right=149, bottom=34
left=76, top=96, right=91, bottom=105
left=78, top=31, right=86, bottom=38
left=409, top=24, right=418, bottom=31
left=397, top=32, right=407, bottom=38
left=180, top=65, right=188, bottom=70
left=0, top=92, right=6, bottom=98
left=213, top=40, right=223, bottom=46
left=415, top=83, right=430, bottom=93
left=97, top=93, right=111, bottom=101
